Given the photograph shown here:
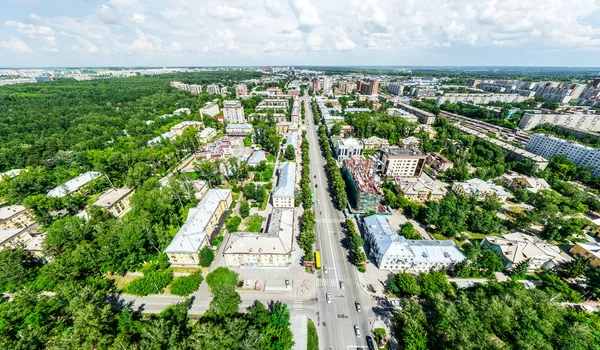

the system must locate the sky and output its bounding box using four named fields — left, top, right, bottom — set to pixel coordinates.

left=1, top=0, right=600, bottom=68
